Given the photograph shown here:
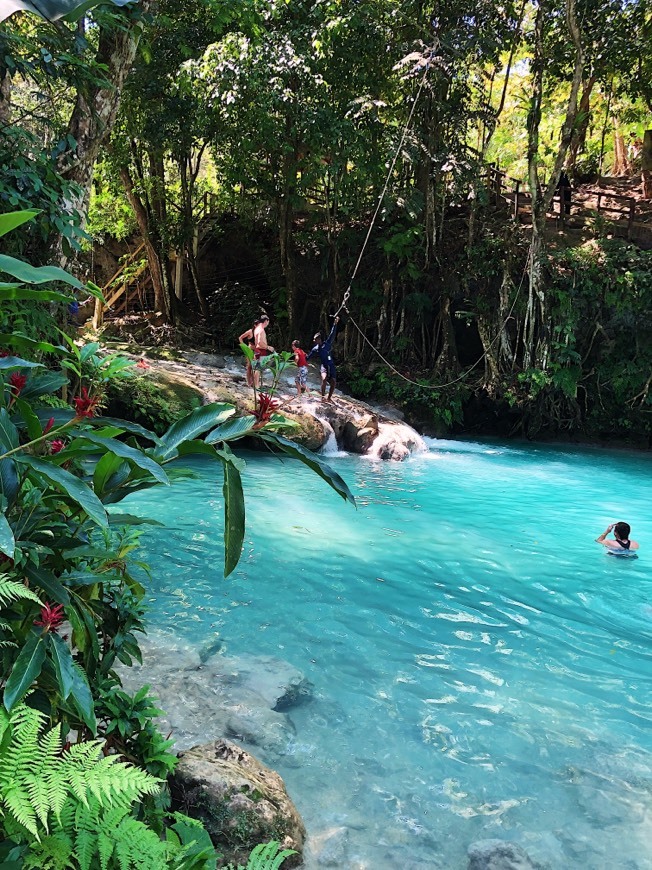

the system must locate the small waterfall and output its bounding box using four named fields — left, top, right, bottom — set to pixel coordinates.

left=318, top=416, right=347, bottom=457
left=367, top=421, right=427, bottom=461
